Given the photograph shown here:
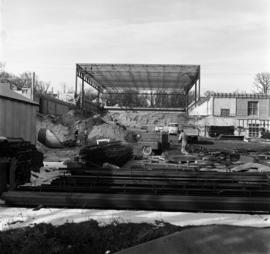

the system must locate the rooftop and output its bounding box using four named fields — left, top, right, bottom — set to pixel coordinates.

left=77, top=63, right=200, bottom=92
left=0, top=84, right=39, bottom=106
left=211, top=93, right=270, bottom=99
